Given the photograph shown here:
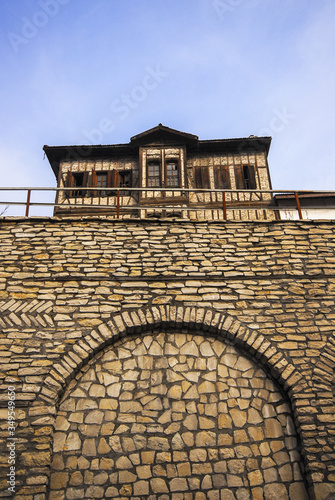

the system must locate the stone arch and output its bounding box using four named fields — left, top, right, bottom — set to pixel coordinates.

left=40, top=305, right=313, bottom=496
left=42, top=305, right=309, bottom=412
left=48, top=323, right=310, bottom=499
left=310, top=331, right=335, bottom=493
